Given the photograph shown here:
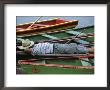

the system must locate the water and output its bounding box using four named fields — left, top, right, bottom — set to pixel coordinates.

left=16, top=16, right=94, bottom=28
